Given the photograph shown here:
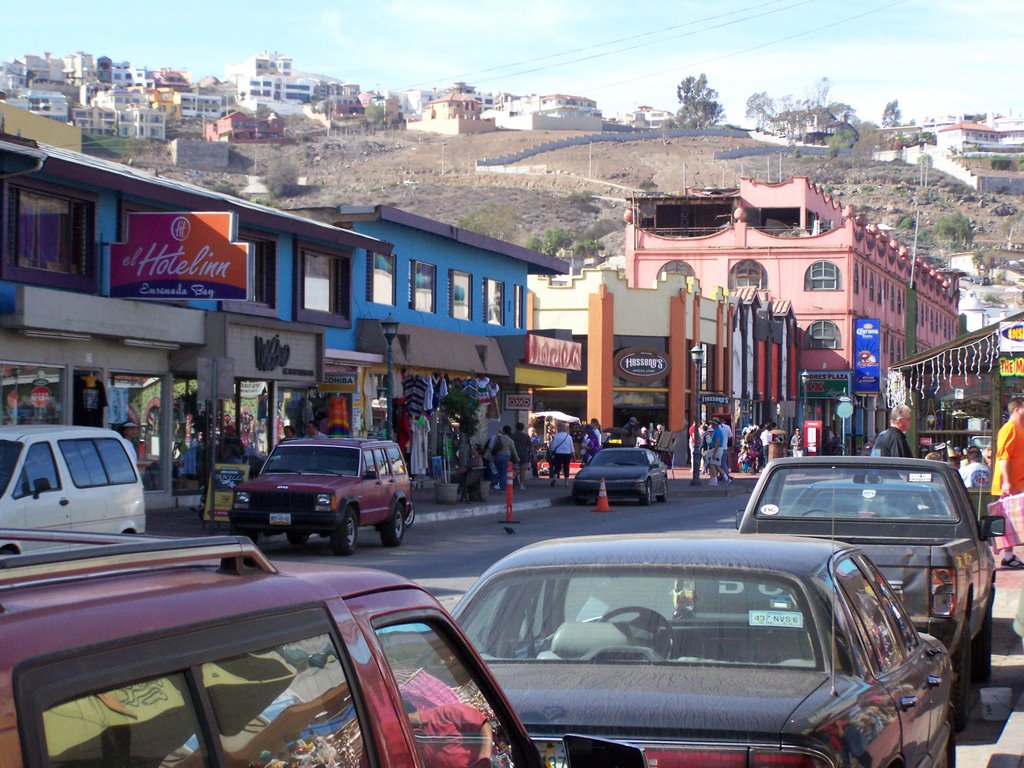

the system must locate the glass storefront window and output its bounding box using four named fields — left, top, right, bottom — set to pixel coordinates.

left=172, top=377, right=207, bottom=495
left=2, top=364, right=65, bottom=425
left=276, top=387, right=311, bottom=442
left=235, top=380, right=269, bottom=460
left=109, top=372, right=163, bottom=491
